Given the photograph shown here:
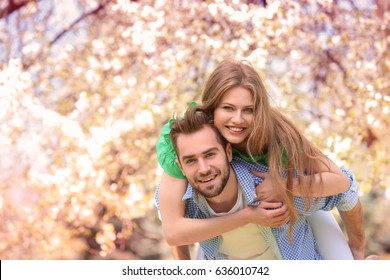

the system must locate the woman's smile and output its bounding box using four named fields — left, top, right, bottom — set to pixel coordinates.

left=214, top=86, right=254, bottom=146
